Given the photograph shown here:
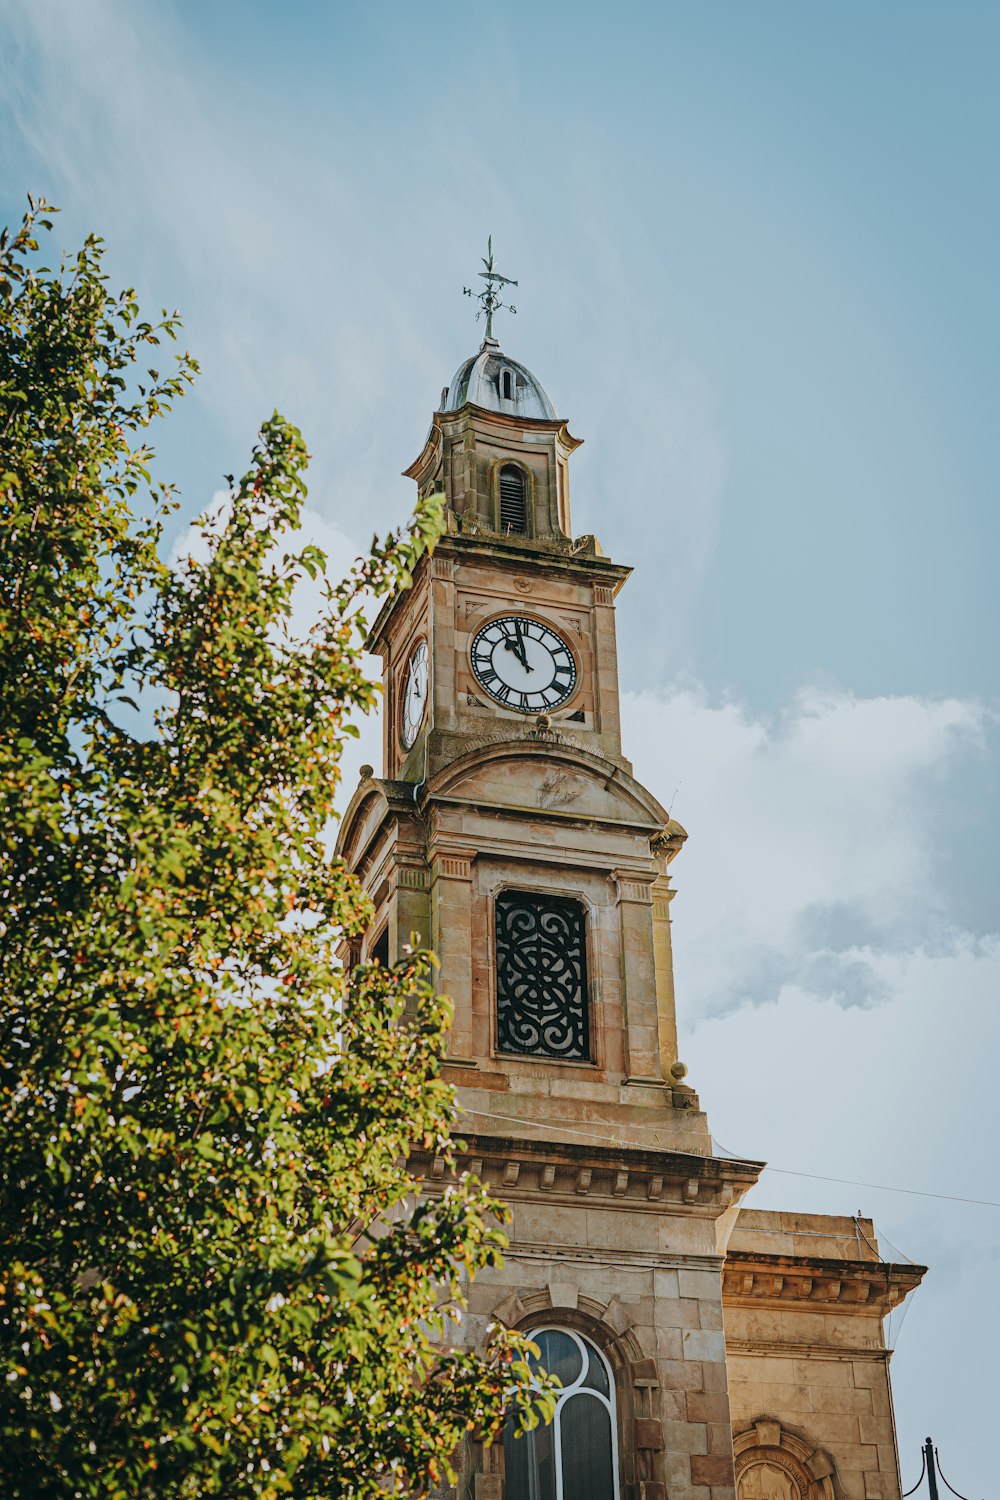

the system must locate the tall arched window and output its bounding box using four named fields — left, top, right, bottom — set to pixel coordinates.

left=498, top=464, right=528, bottom=535
left=503, top=1327, right=619, bottom=1500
